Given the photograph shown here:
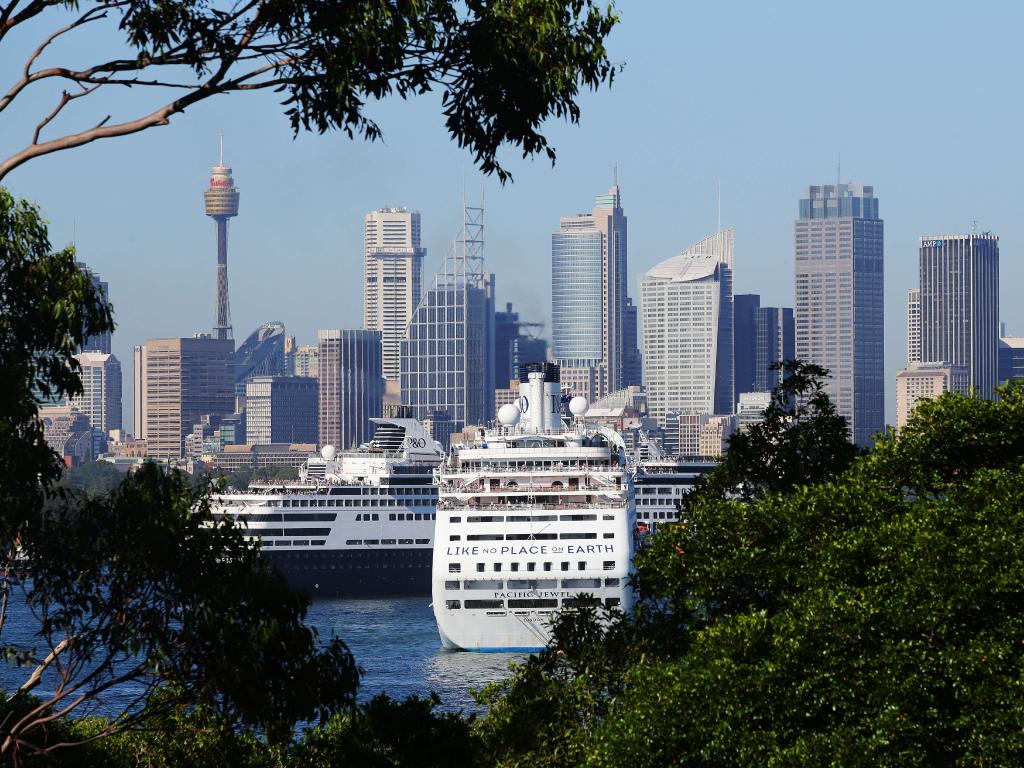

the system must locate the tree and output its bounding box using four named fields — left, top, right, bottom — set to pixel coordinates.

left=0, top=192, right=358, bottom=766
left=477, top=384, right=1024, bottom=767
left=60, top=460, right=125, bottom=496
left=0, top=0, right=618, bottom=182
